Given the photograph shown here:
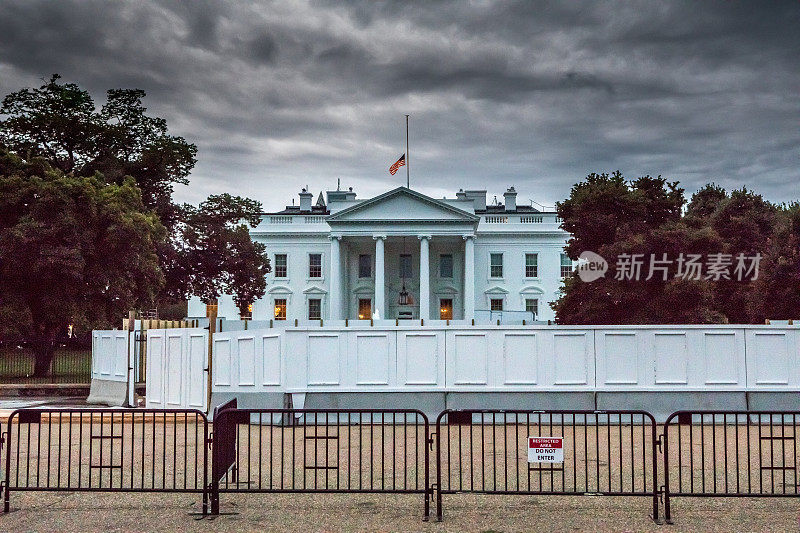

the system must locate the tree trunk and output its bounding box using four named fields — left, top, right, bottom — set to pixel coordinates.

left=31, top=336, right=57, bottom=377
